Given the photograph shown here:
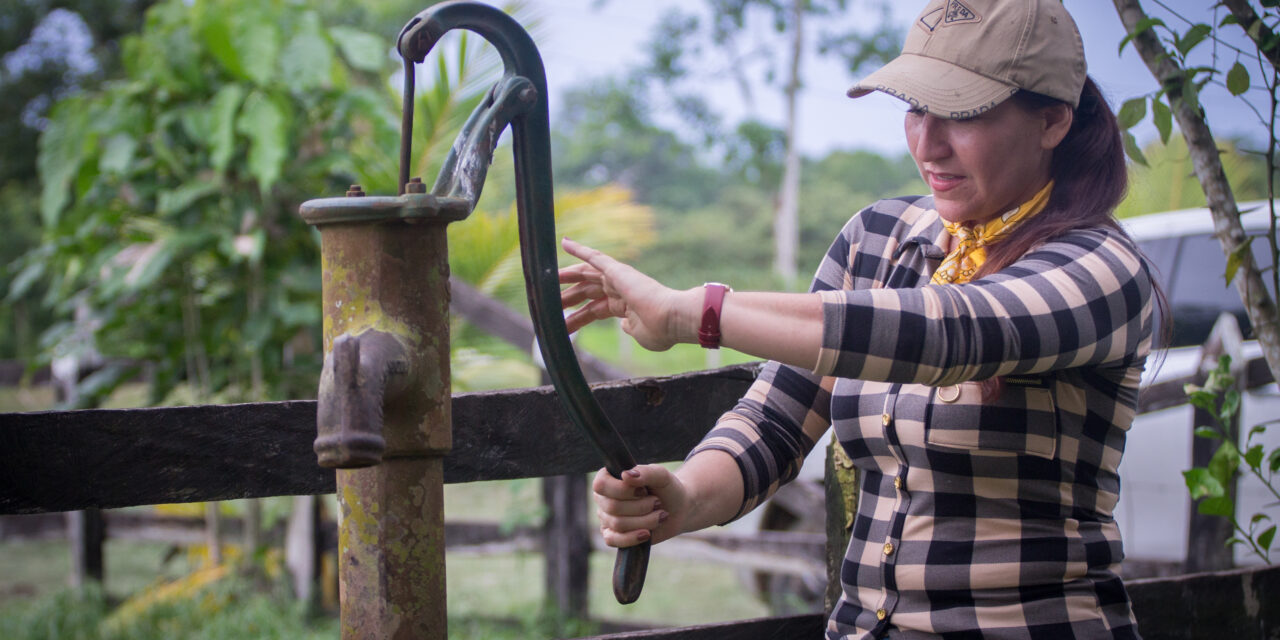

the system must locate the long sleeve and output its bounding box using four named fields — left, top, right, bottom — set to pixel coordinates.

left=814, top=227, right=1153, bottom=384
